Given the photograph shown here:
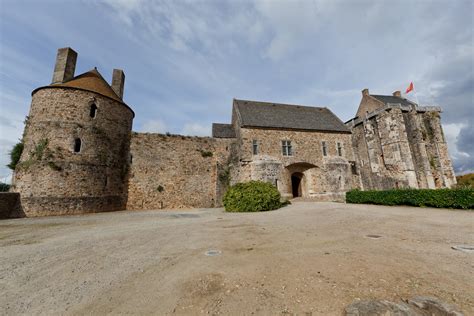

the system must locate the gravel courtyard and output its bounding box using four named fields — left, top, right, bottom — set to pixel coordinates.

left=1, top=202, right=473, bottom=315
